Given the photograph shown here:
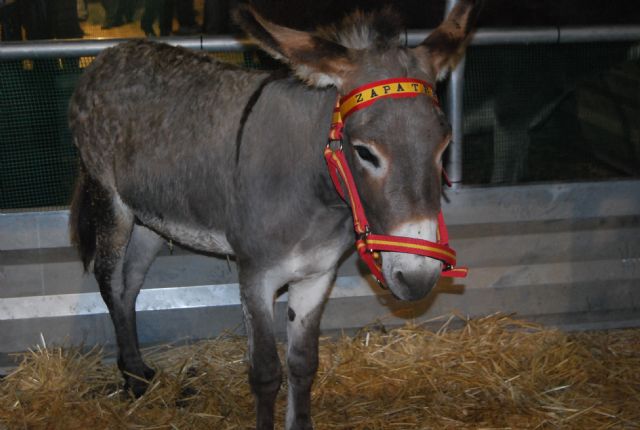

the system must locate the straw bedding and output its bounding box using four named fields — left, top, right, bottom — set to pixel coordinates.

left=1, top=313, right=639, bottom=429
